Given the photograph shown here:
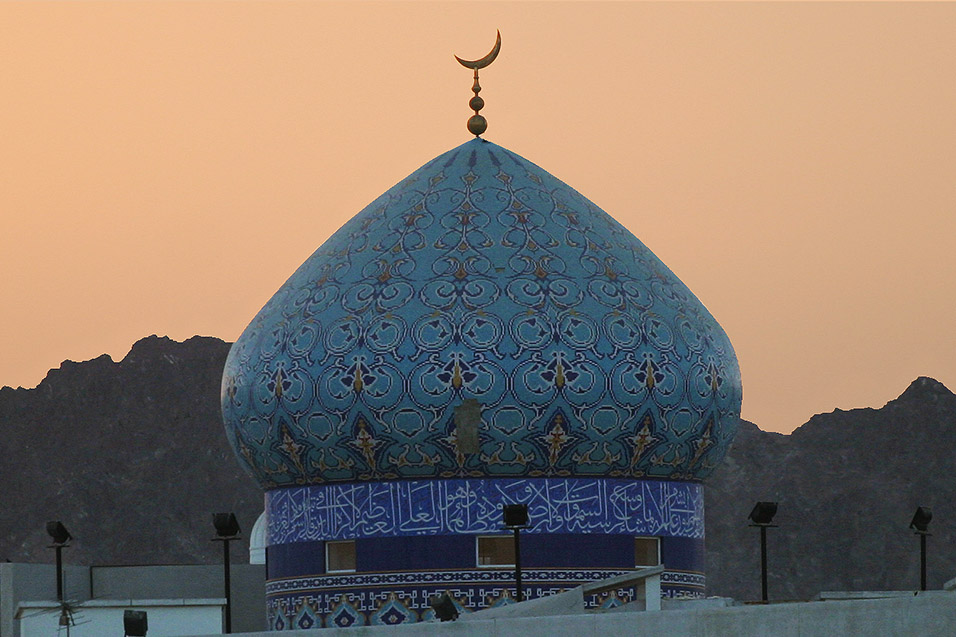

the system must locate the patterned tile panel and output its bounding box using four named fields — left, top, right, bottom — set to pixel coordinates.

left=265, top=567, right=705, bottom=629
